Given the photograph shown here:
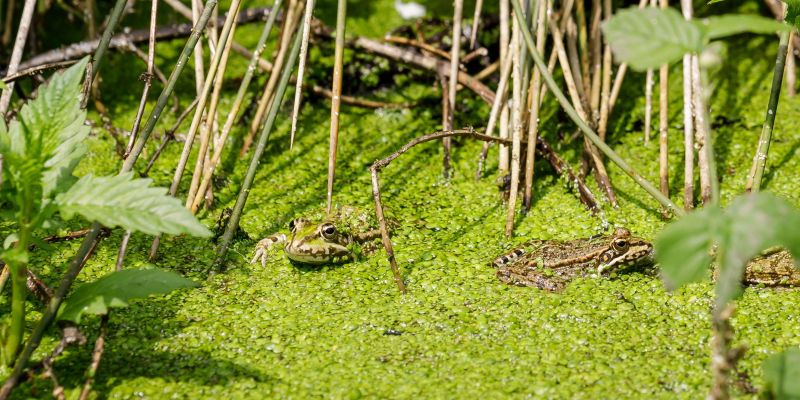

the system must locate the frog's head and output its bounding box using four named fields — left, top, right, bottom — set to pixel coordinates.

left=596, top=228, right=654, bottom=274
left=283, top=217, right=355, bottom=264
